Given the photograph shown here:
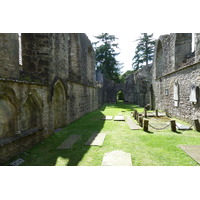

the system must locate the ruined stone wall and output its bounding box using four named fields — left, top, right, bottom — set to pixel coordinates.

left=152, top=33, right=200, bottom=123
left=0, top=33, right=99, bottom=163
